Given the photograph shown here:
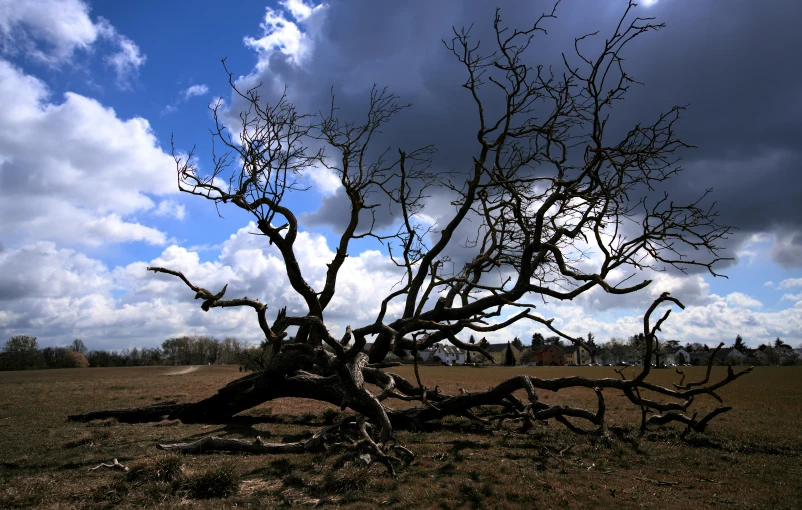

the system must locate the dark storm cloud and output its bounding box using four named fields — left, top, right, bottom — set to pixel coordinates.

left=235, top=0, right=802, bottom=269
left=772, top=229, right=802, bottom=269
